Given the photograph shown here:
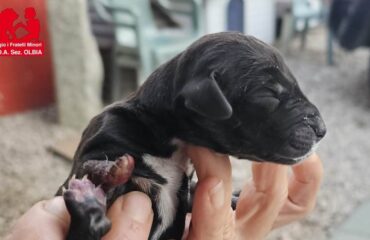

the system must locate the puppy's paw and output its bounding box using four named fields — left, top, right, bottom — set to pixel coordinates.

left=63, top=176, right=111, bottom=240
left=63, top=155, right=135, bottom=239
left=64, top=175, right=106, bottom=206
